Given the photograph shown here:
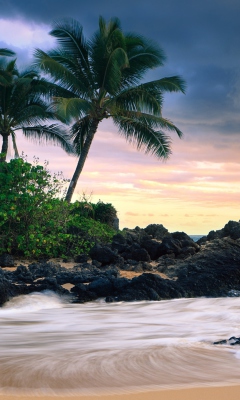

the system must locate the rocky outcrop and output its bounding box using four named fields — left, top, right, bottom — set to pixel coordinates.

left=198, top=220, right=240, bottom=244
left=1, top=220, right=240, bottom=306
